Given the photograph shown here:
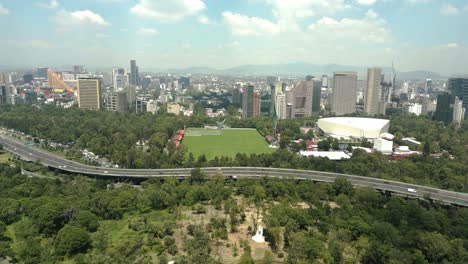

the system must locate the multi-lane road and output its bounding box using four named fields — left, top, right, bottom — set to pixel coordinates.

left=1, top=134, right=467, bottom=207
